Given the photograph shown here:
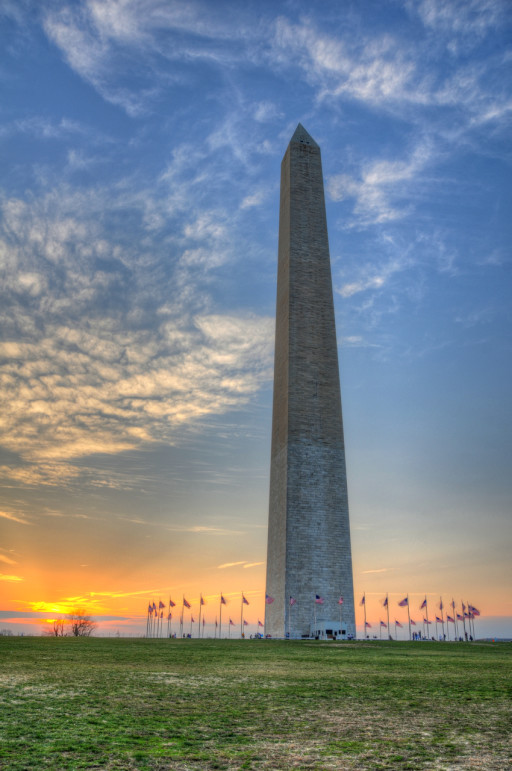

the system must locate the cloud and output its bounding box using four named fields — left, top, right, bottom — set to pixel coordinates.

left=0, top=574, right=23, bottom=582
left=0, top=554, right=17, bottom=566
left=328, top=142, right=432, bottom=226
left=0, top=511, right=31, bottom=525
left=0, top=187, right=274, bottom=485
left=361, top=568, right=391, bottom=574
left=243, top=562, right=264, bottom=568
left=217, top=561, right=246, bottom=569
